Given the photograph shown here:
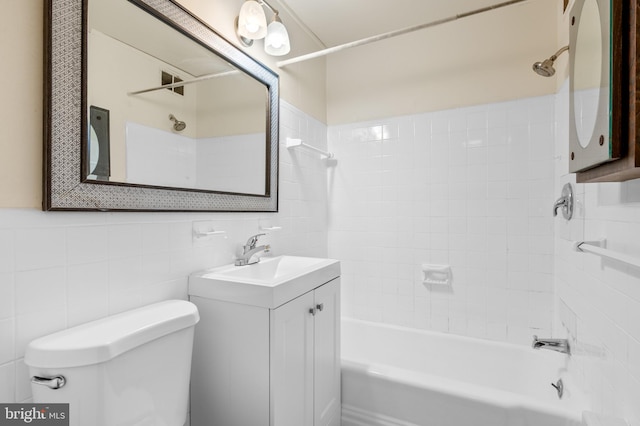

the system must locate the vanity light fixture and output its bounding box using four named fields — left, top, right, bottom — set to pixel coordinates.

left=235, top=0, right=290, bottom=56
